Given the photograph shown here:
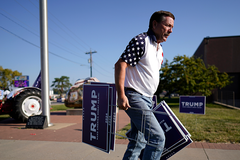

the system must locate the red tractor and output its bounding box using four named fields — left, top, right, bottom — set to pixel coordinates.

left=0, top=73, right=42, bottom=122
left=0, top=73, right=100, bottom=122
